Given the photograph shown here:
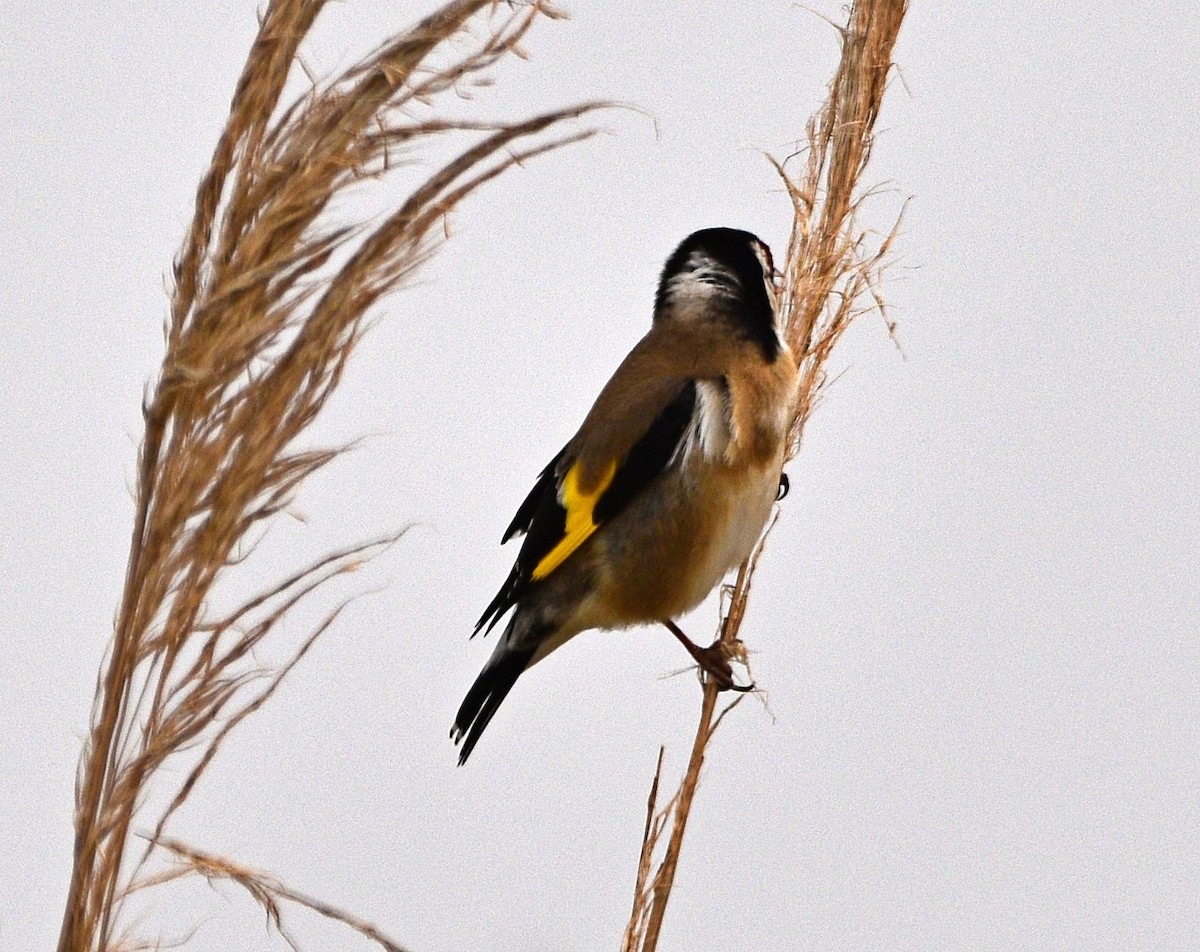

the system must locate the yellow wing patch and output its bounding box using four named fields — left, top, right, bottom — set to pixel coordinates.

left=532, top=459, right=616, bottom=580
